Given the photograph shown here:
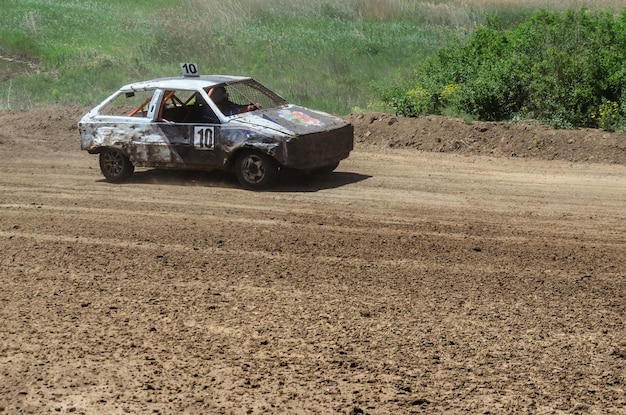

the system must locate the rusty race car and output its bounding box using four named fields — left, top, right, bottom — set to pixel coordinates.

left=78, top=66, right=353, bottom=189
